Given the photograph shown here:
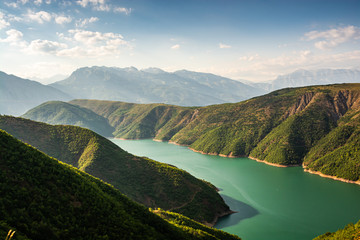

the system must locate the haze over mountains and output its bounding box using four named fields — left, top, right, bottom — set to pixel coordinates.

left=50, top=66, right=265, bottom=107
left=2, top=66, right=360, bottom=117
left=248, top=68, right=360, bottom=91
left=0, top=71, right=72, bottom=116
